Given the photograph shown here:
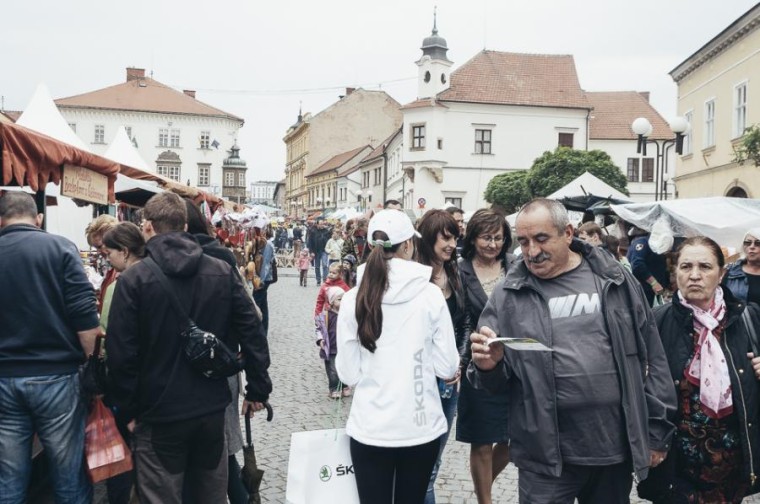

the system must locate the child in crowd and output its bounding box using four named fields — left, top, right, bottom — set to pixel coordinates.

left=325, top=230, right=344, bottom=265
left=314, top=262, right=350, bottom=316
left=315, top=286, right=350, bottom=399
left=341, top=254, right=357, bottom=287
left=297, top=247, right=311, bottom=287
